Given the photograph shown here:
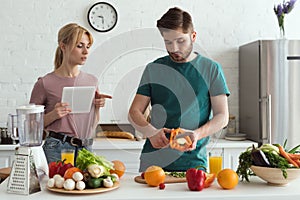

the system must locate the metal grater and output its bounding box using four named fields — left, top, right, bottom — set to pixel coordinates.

left=7, top=147, right=41, bottom=195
